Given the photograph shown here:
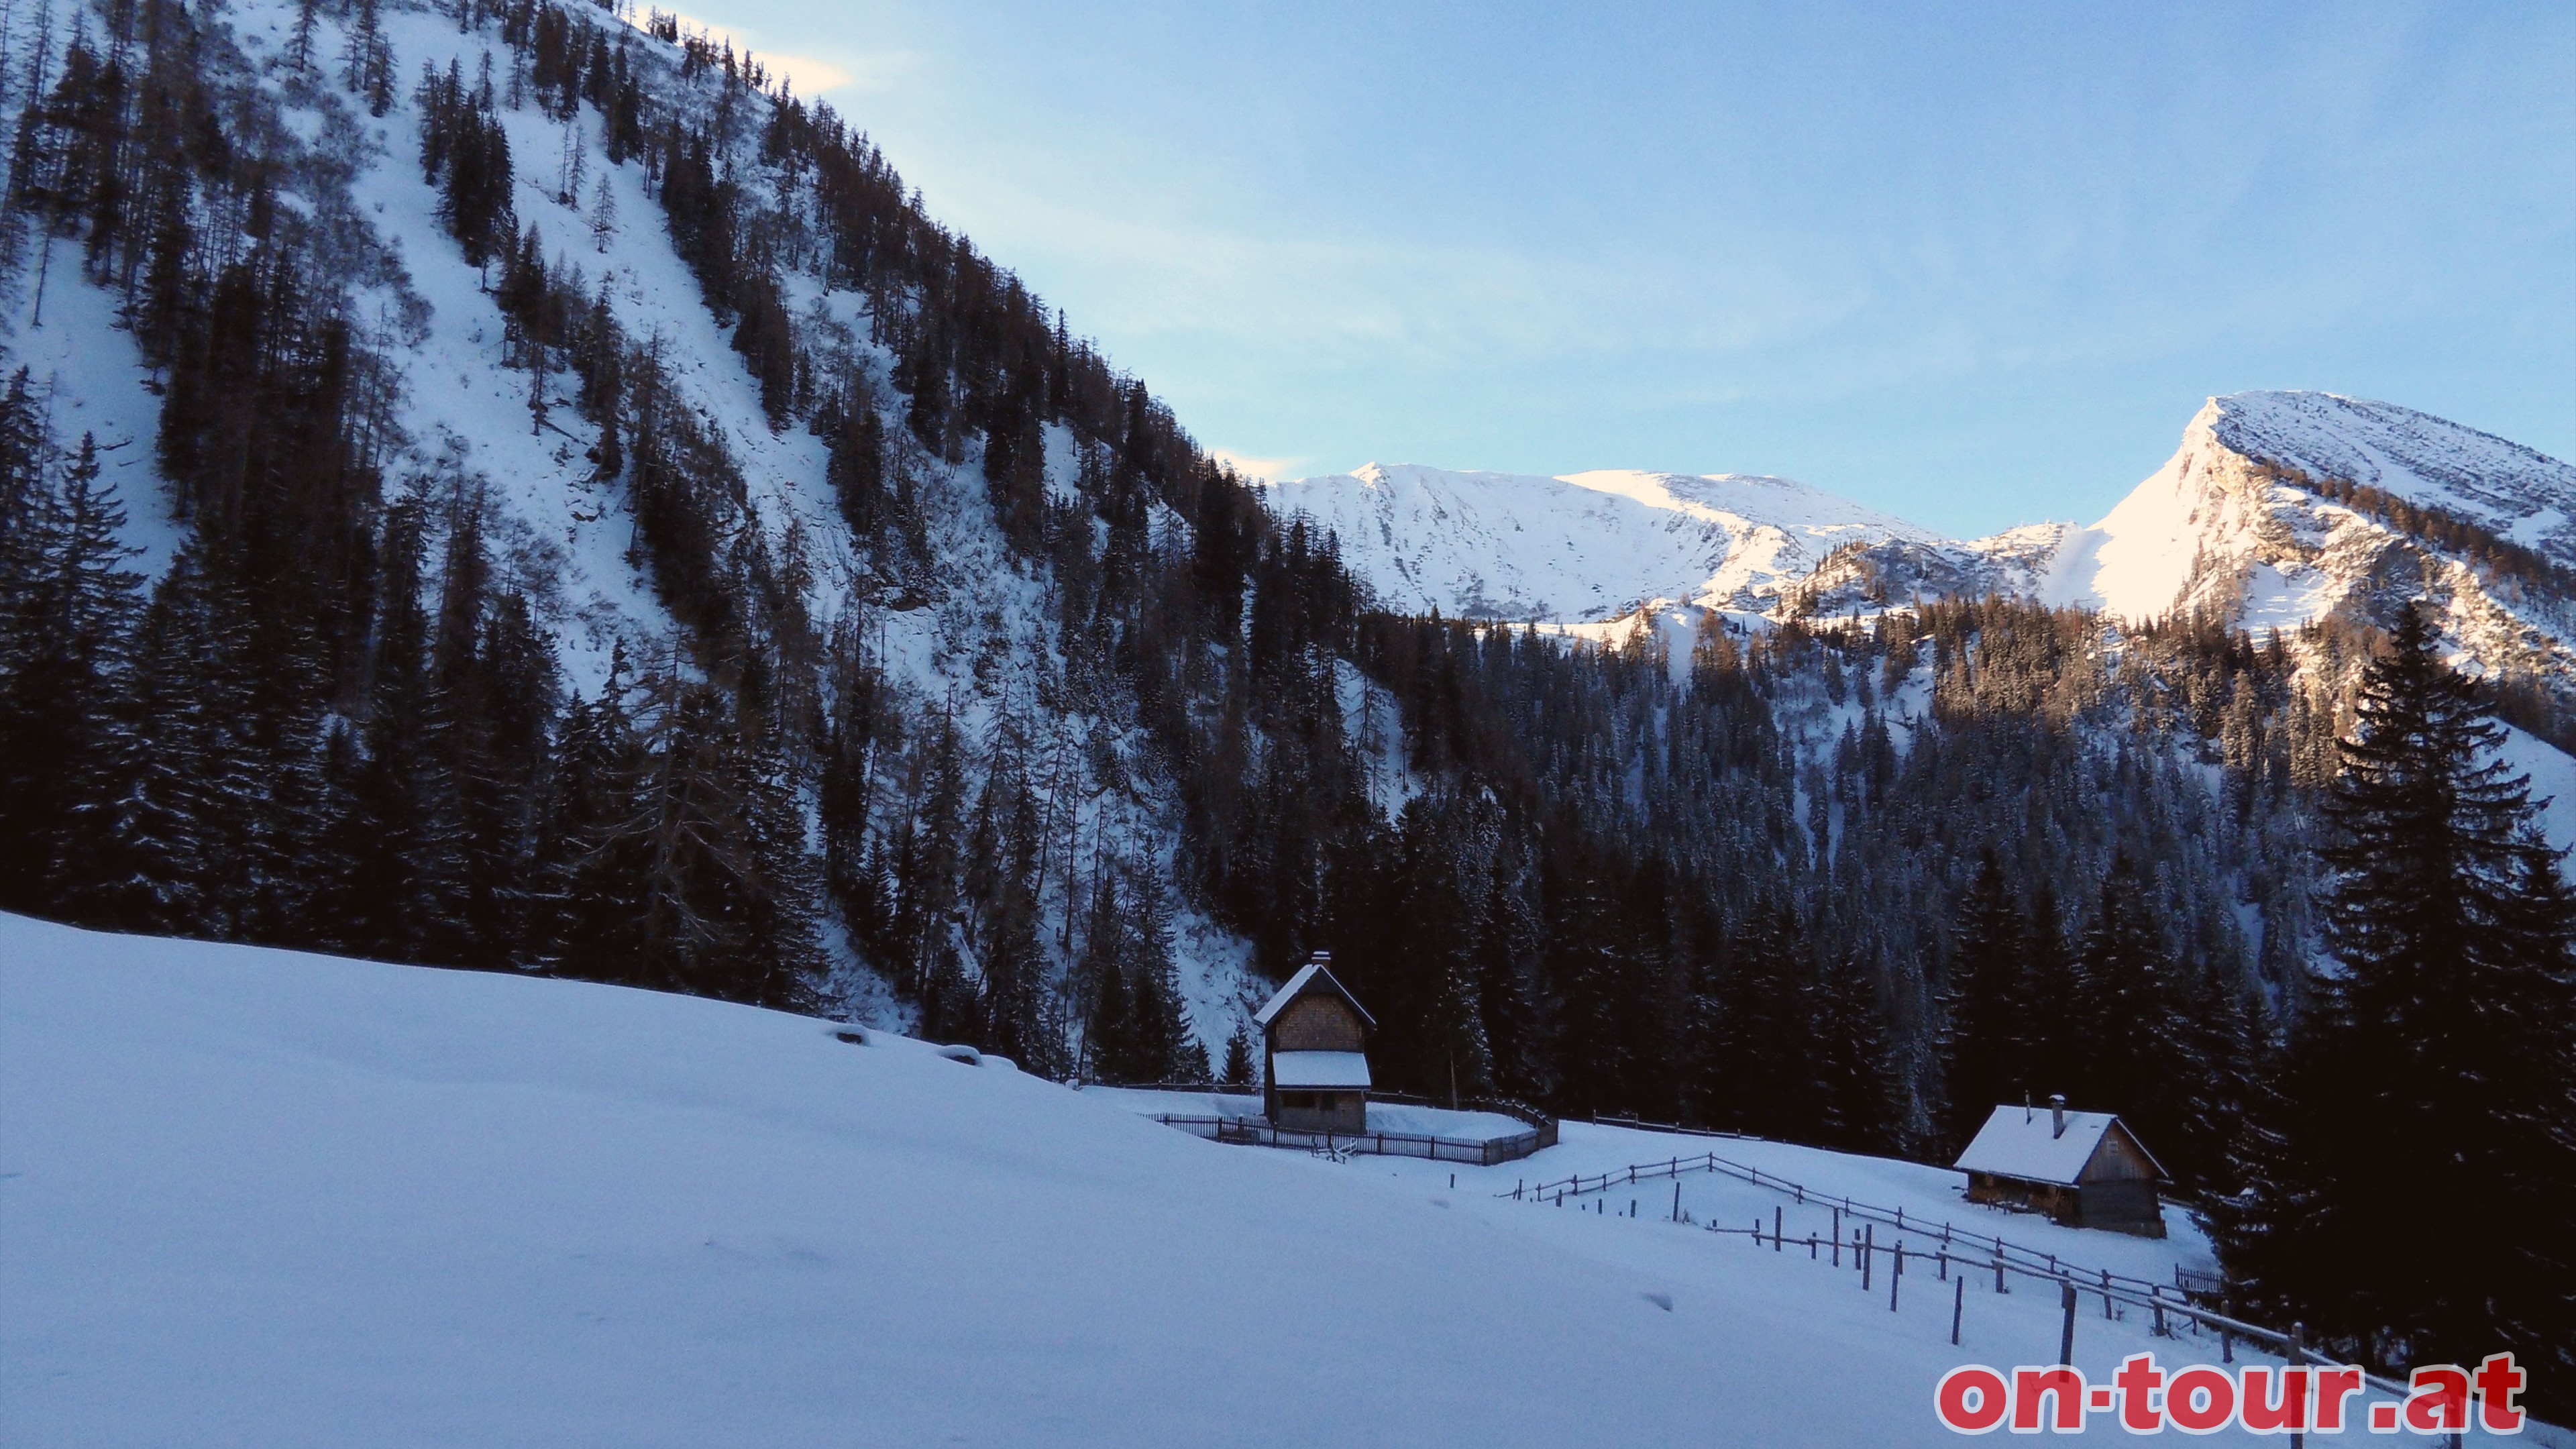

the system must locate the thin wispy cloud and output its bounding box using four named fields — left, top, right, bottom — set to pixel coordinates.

left=642, top=6, right=916, bottom=97
left=1206, top=449, right=1305, bottom=483
left=648, top=1, right=2574, bottom=533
